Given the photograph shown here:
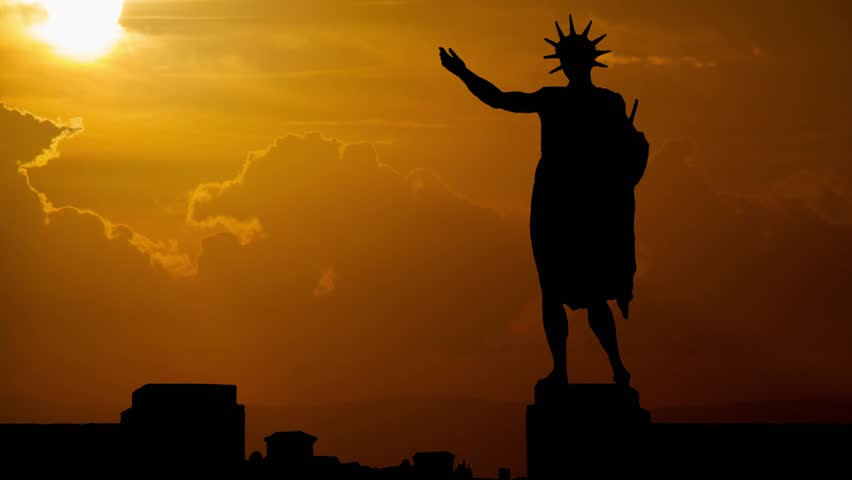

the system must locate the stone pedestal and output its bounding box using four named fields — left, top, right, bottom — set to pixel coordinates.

left=526, top=383, right=651, bottom=479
